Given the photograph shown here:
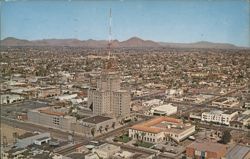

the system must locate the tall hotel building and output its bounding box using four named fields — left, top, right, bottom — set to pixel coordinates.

left=88, top=71, right=131, bottom=118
